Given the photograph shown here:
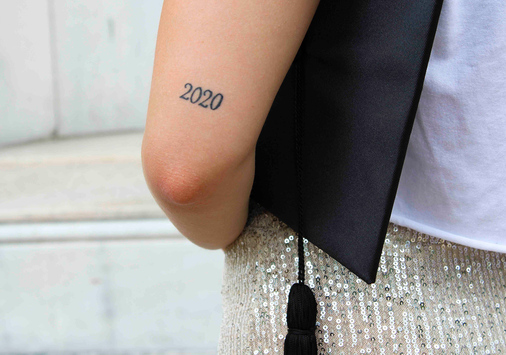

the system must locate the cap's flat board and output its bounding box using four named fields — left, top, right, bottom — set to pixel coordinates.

left=251, top=0, right=444, bottom=283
